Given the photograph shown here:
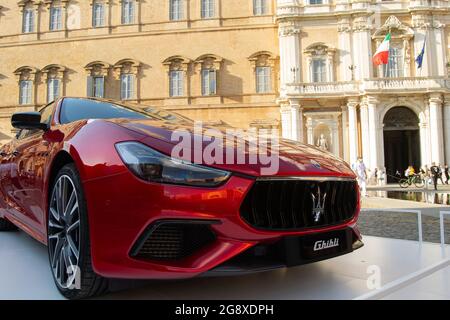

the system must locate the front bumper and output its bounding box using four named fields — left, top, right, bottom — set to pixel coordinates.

left=83, top=172, right=362, bottom=279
